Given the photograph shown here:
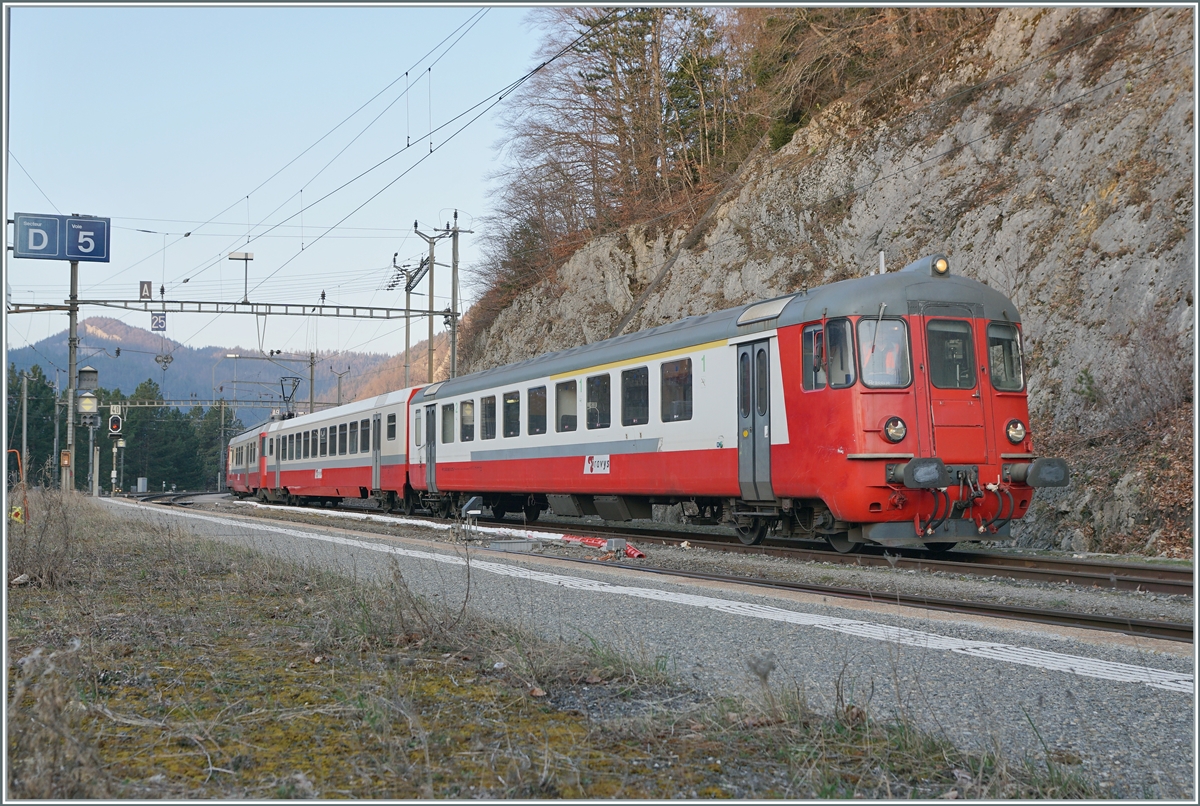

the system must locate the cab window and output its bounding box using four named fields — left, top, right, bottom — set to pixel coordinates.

left=927, top=319, right=976, bottom=389
left=802, top=324, right=826, bottom=390
left=826, top=319, right=856, bottom=389
left=858, top=318, right=912, bottom=388
left=987, top=323, right=1024, bottom=391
